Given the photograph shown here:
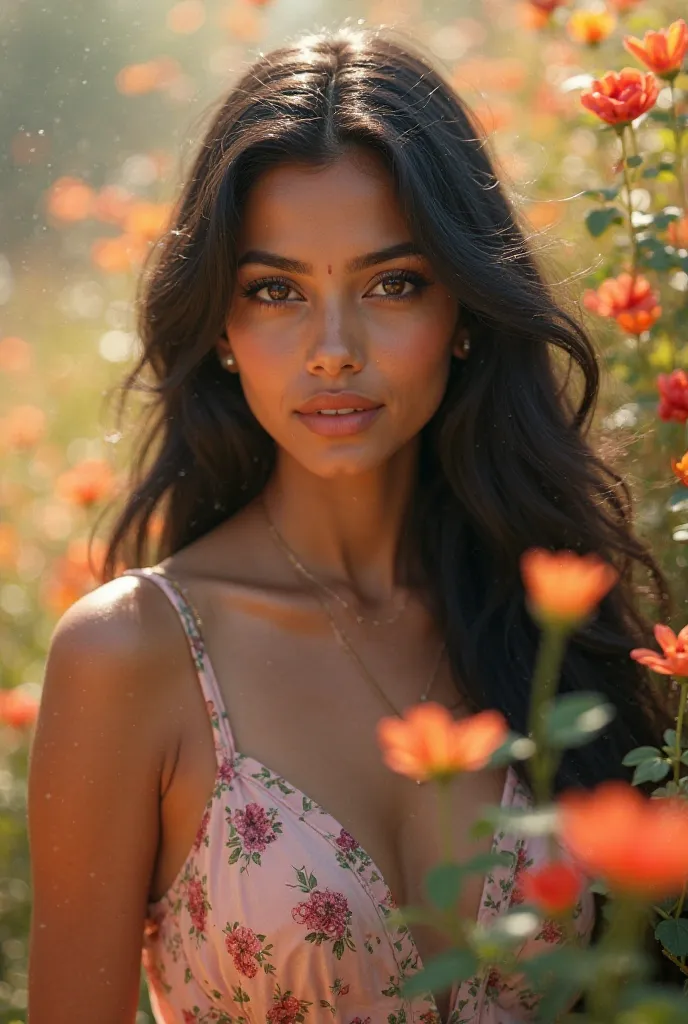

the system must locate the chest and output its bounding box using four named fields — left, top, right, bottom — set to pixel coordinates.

left=151, top=587, right=508, bottom=1018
